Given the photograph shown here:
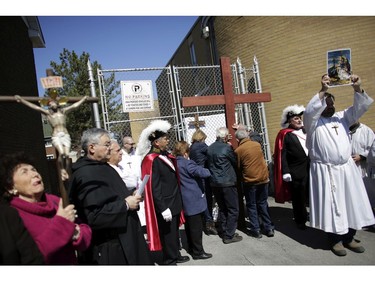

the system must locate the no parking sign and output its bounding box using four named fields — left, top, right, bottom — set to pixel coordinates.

left=120, top=80, right=154, bottom=112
